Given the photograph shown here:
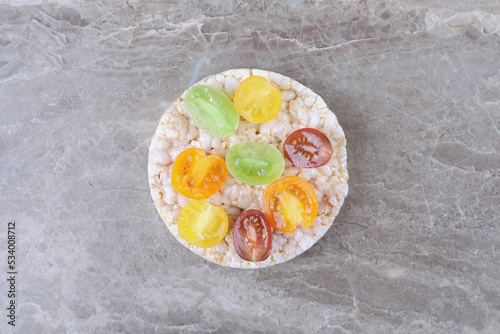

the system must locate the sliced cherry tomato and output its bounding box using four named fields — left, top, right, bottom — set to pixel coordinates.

left=263, top=176, right=318, bottom=233
left=283, top=128, right=333, bottom=168
left=184, top=85, right=240, bottom=138
left=226, top=142, right=284, bottom=186
left=233, top=209, right=272, bottom=262
left=233, top=76, right=282, bottom=124
left=178, top=200, right=228, bottom=248
left=171, top=148, right=227, bottom=199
